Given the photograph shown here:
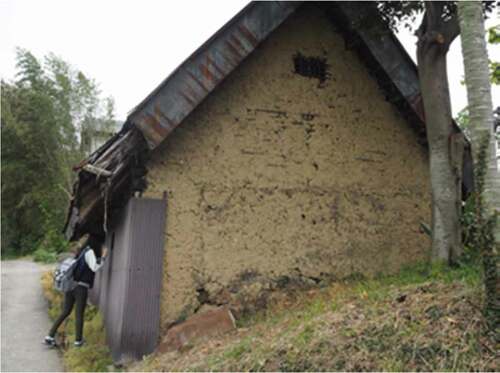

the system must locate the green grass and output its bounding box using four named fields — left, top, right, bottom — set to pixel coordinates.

left=295, top=324, right=314, bottom=346
left=352, top=260, right=481, bottom=298
left=223, top=337, right=251, bottom=360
